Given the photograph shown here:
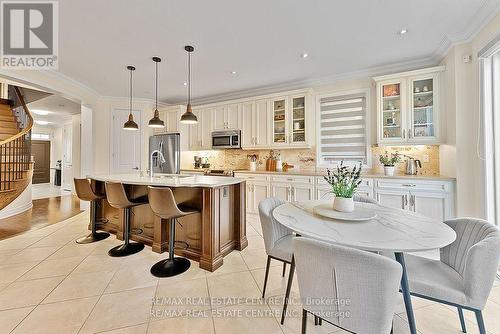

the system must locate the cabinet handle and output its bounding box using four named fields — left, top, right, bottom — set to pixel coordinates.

left=410, top=194, right=415, bottom=209
left=403, top=194, right=408, bottom=208
left=408, top=128, right=412, bottom=139
left=403, top=129, right=406, bottom=139
left=402, top=184, right=416, bottom=187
